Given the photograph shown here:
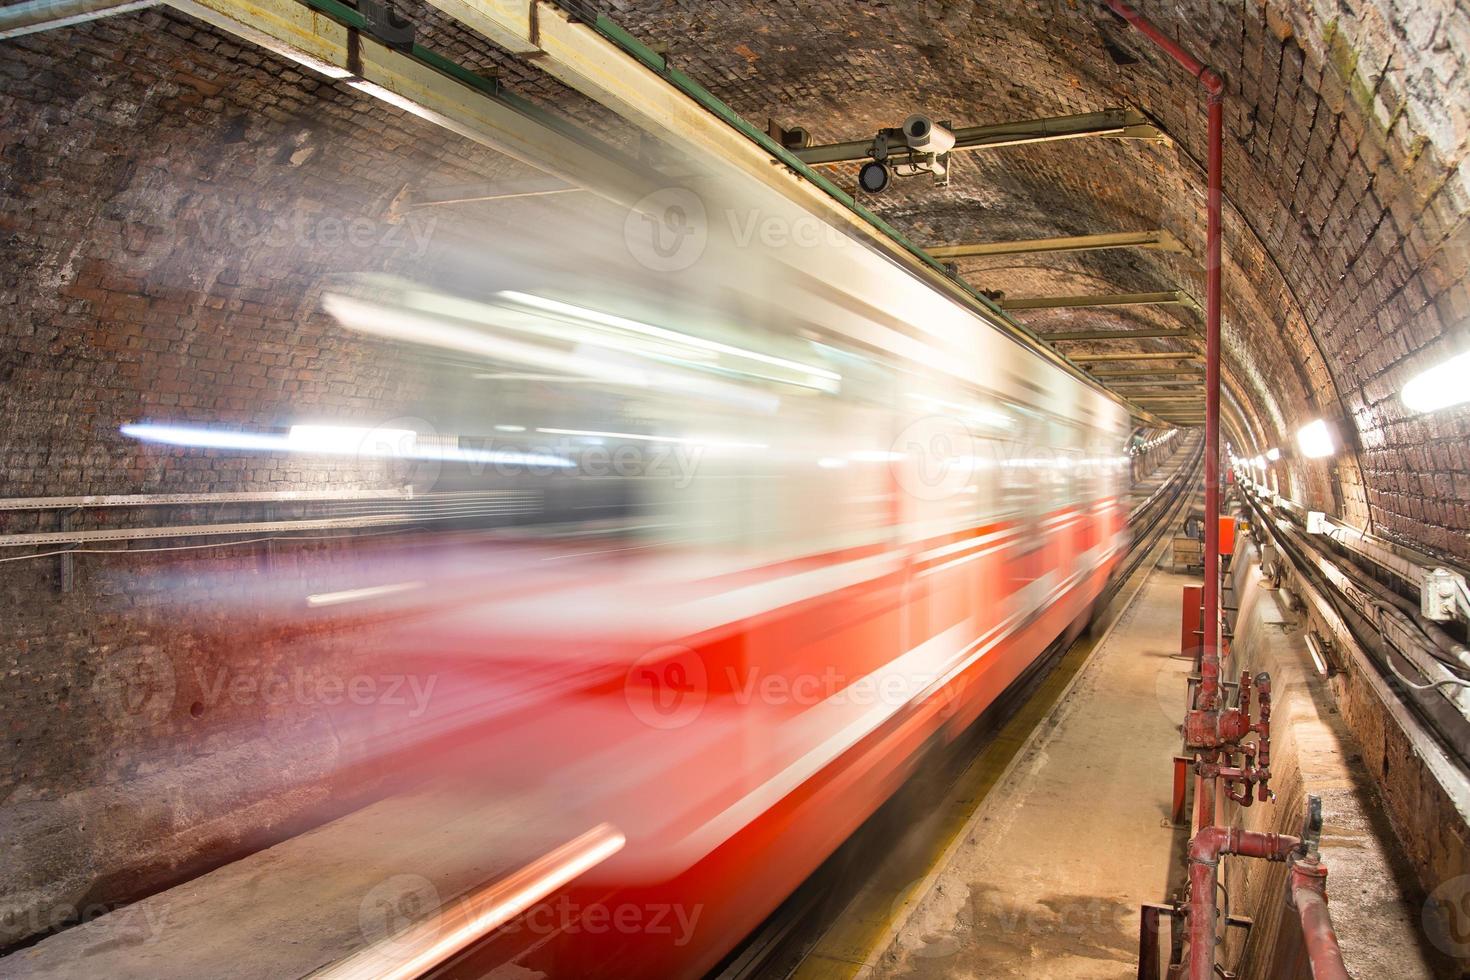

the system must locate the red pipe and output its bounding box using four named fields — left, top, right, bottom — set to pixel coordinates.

left=1104, top=0, right=1226, bottom=709
left=1290, top=860, right=1351, bottom=980
left=1104, top=0, right=1225, bottom=94
left=1186, top=828, right=1300, bottom=980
